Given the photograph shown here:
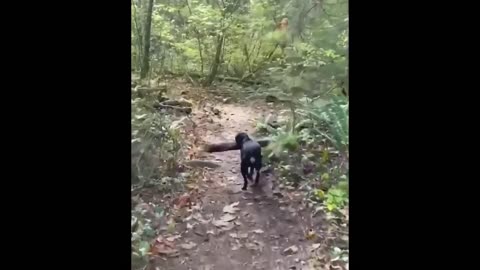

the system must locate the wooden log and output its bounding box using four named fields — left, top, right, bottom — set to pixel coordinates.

left=161, top=99, right=193, bottom=108
left=153, top=103, right=192, bottom=114
left=184, top=160, right=221, bottom=168
left=201, top=138, right=271, bottom=153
